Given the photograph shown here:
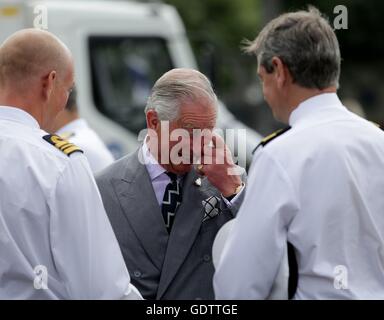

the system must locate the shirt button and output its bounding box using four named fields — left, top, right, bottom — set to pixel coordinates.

left=133, top=270, right=142, bottom=278
left=203, top=254, right=211, bottom=262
